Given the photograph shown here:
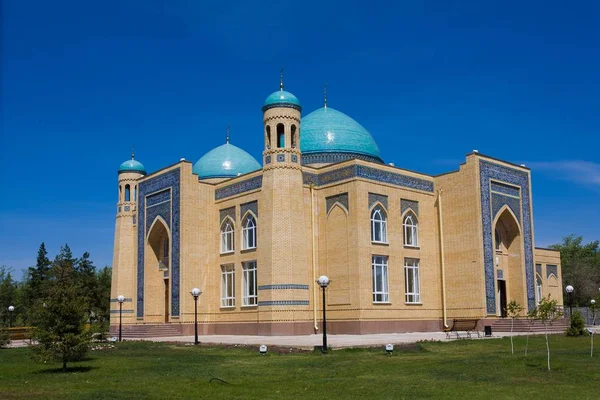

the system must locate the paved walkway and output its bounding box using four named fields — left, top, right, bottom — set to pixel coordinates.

left=6, top=329, right=576, bottom=350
